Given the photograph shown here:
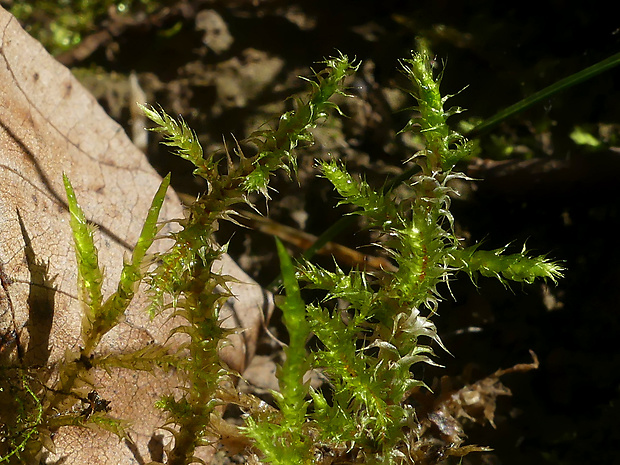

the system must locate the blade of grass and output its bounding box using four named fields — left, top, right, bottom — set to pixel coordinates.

left=467, top=52, right=620, bottom=138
